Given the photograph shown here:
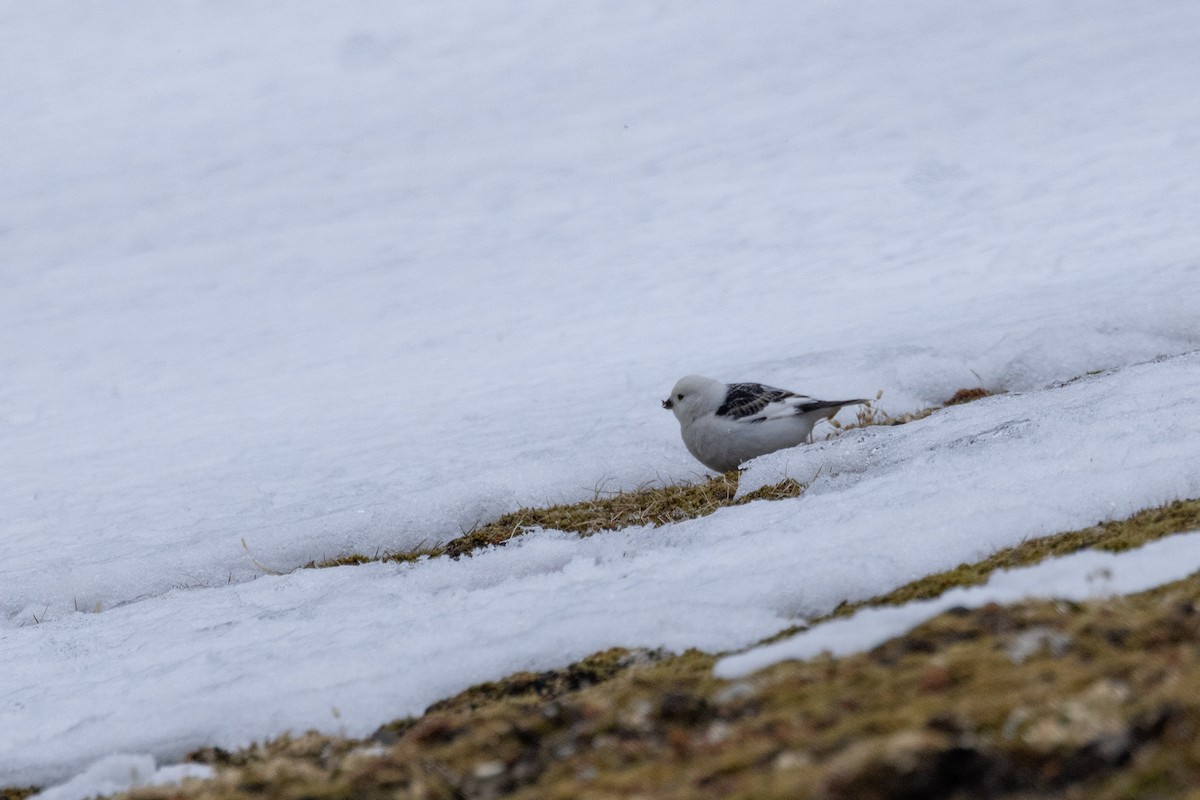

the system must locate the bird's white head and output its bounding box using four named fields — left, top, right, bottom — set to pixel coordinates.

left=662, top=375, right=725, bottom=423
